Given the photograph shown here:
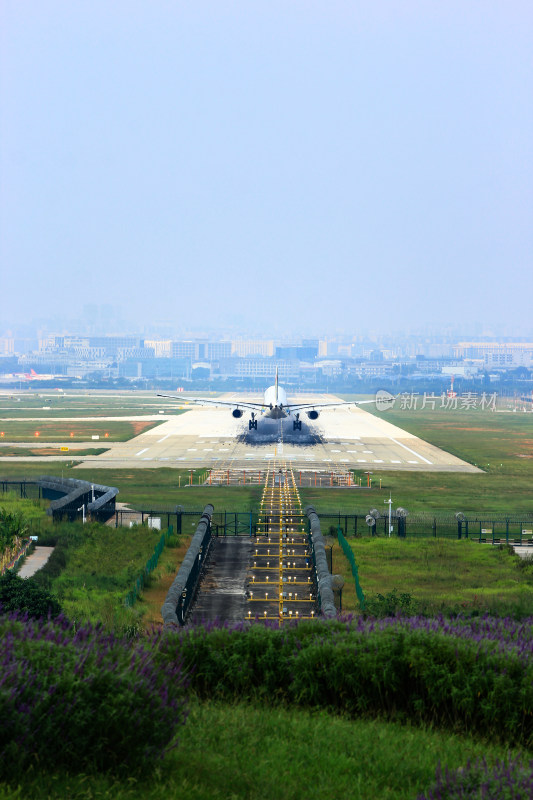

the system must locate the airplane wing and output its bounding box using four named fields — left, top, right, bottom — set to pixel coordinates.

left=285, top=392, right=396, bottom=413
left=156, top=394, right=266, bottom=410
